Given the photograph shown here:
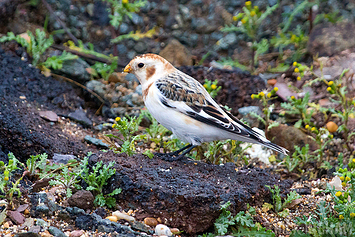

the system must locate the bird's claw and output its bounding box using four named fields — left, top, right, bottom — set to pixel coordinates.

left=153, top=152, right=185, bottom=161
